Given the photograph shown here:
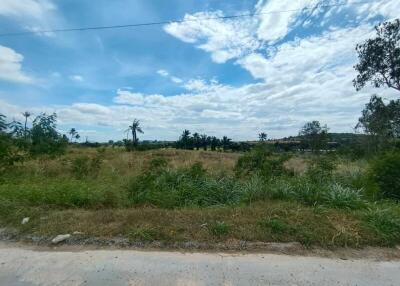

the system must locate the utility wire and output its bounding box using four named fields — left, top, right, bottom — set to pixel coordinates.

left=0, top=0, right=380, bottom=37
